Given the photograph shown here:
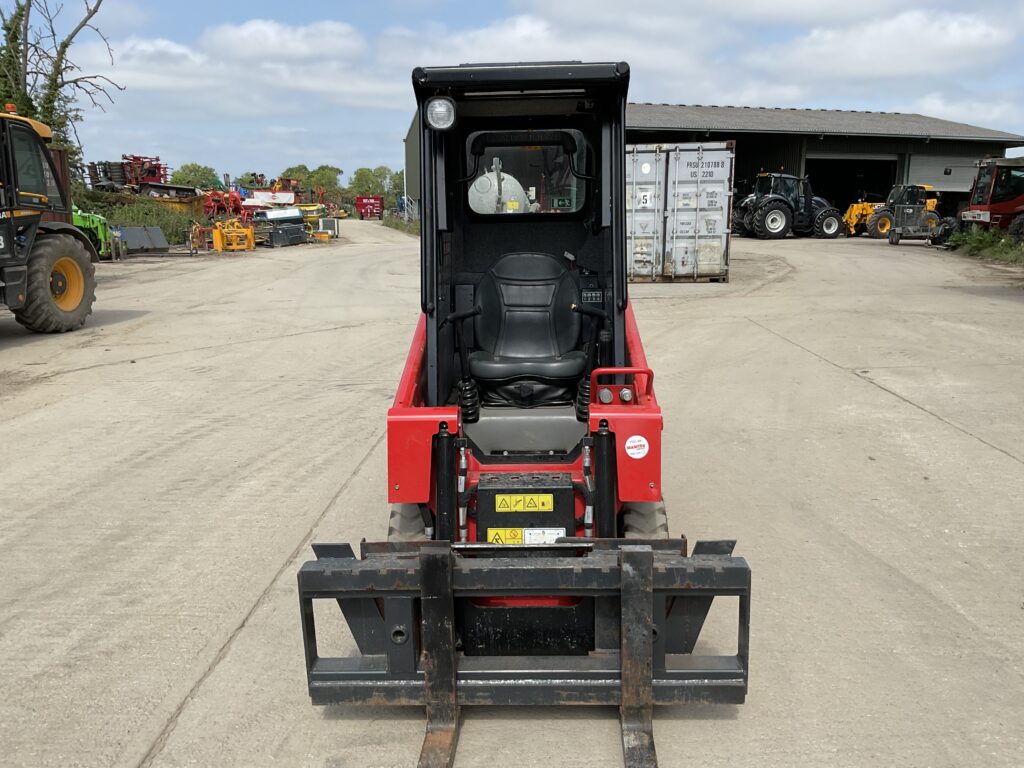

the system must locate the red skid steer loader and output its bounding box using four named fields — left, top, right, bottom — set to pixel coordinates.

left=297, top=62, right=751, bottom=768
